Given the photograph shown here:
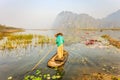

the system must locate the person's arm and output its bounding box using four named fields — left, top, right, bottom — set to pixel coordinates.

left=56, top=36, right=60, bottom=44
left=56, top=38, right=58, bottom=44
left=63, top=37, right=64, bottom=43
